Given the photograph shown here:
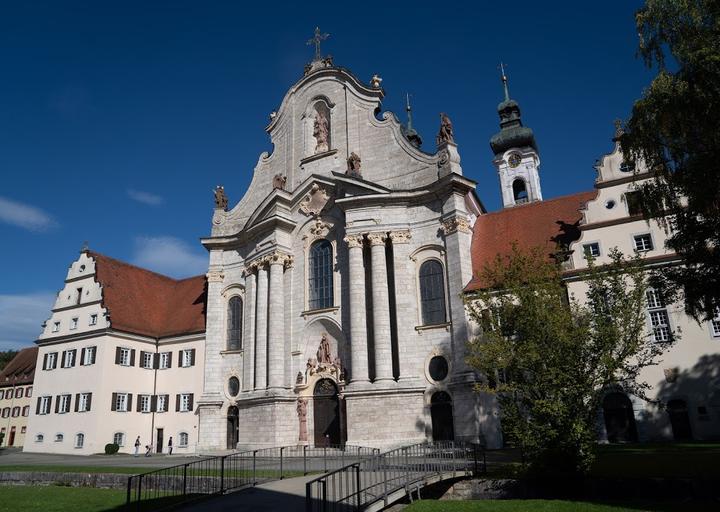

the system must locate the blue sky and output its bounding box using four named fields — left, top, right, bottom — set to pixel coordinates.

left=0, top=1, right=653, bottom=349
